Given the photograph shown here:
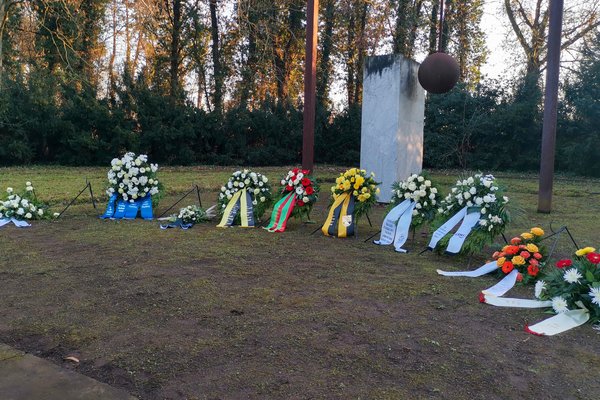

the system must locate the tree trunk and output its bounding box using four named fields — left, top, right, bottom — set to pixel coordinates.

left=346, top=7, right=356, bottom=106
left=125, top=0, right=131, bottom=72
left=393, top=0, right=409, bottom=55
left=317, top=0, right=335, bottom=107
left=407, top=0, right=423, bottom=59
left=169, top=0, right=182, bottom=99
left=239, top=31, right=256, bottom=108
left=132, top=34, right=143, bottom=75
left=273, top=1, right=302, bottom=104
left=197, top=67, right=203, bottom=109
left=108, top=0, right=117, bottom=101
left=0, top=0, right=5, bottom=82
left=428, top=0, right=438, bottom=53
left=442, top=0, right=452, bottom=53
left=353, top=1, right=368, bottom=104
left=456, top=4, right=468, bottom=80
left=209, top=0, right=223, bottom=113
left=274, top=48, right=287, bottom=102
left=239, top=2, right=257, bottom=109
